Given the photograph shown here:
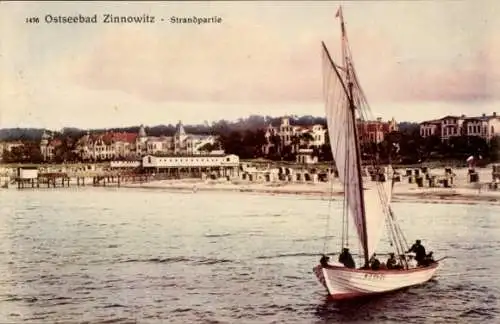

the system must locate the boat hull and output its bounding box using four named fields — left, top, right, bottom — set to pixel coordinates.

left=313, top=263, right=439, bottom=300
